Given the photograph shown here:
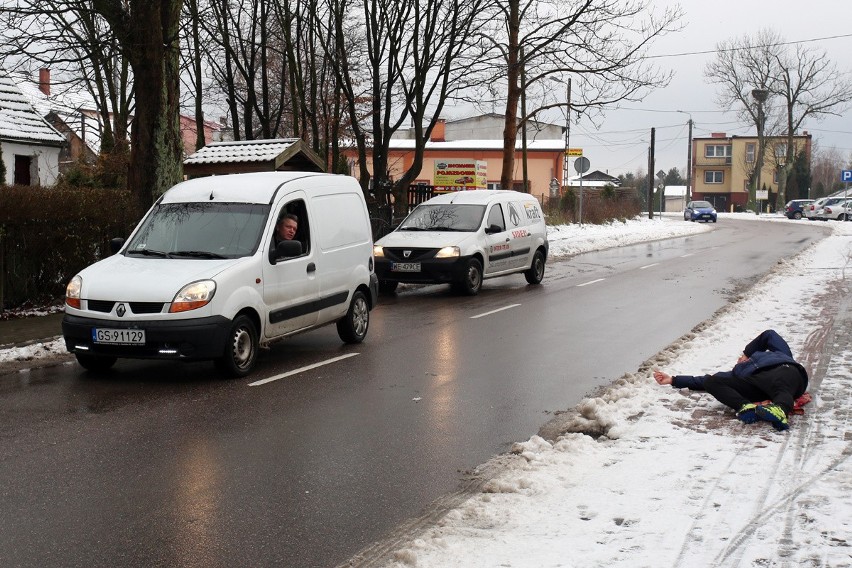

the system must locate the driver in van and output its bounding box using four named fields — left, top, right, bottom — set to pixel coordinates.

left=275, top=213, right=298, bottom=244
